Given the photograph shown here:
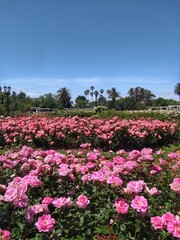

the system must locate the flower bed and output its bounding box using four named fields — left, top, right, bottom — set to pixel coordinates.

left=0, top=116, right=178, bottom=150
left=0, top=145, right=179, bottom=239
